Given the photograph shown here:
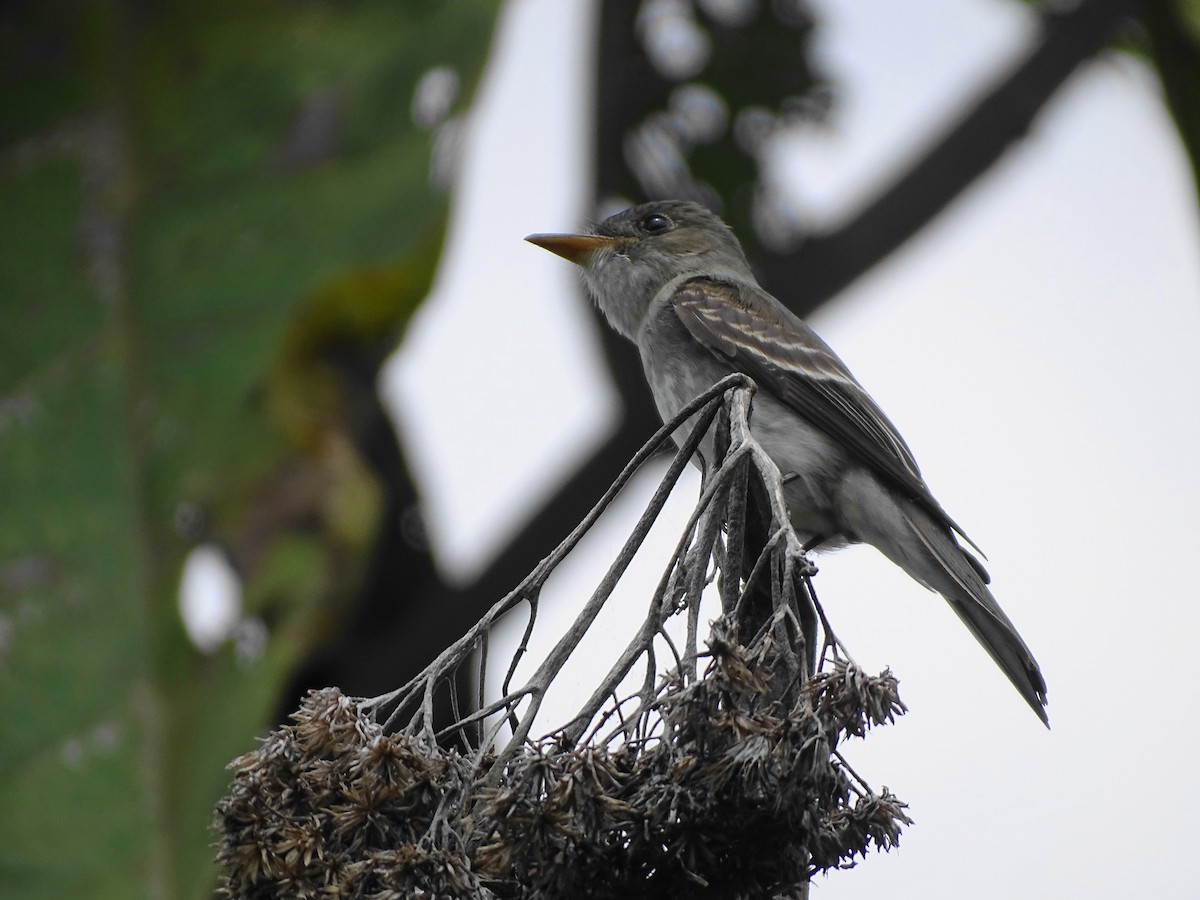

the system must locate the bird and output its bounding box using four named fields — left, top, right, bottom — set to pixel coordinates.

left=526, top=199, right=1049, bottom=726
